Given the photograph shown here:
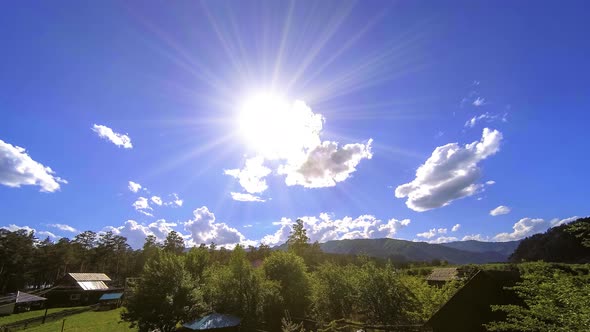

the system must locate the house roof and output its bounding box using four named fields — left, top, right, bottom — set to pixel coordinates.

left=99, top=293, right=123, bottom=301
left=183, top=313, right=241, bottom=330
left=15, top=291, right=47, bottom=303
left=426, top=267, right=459, bottom=281
left=68, top=273, right=111, bottom=282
